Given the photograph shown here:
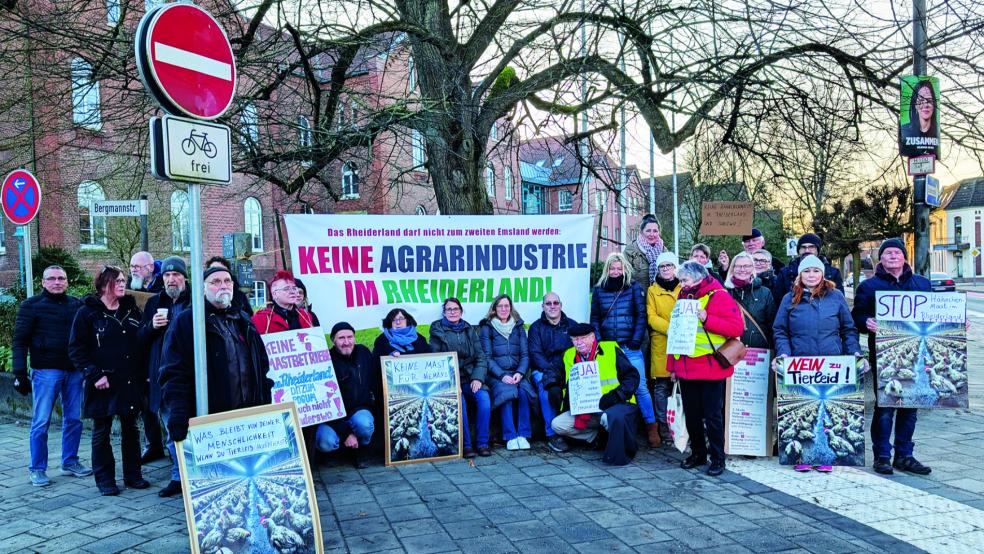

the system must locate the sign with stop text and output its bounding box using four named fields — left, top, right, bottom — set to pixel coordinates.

left=261, top=327, right=345, bottom=427
left=569, top=361, right=603, bottom=415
